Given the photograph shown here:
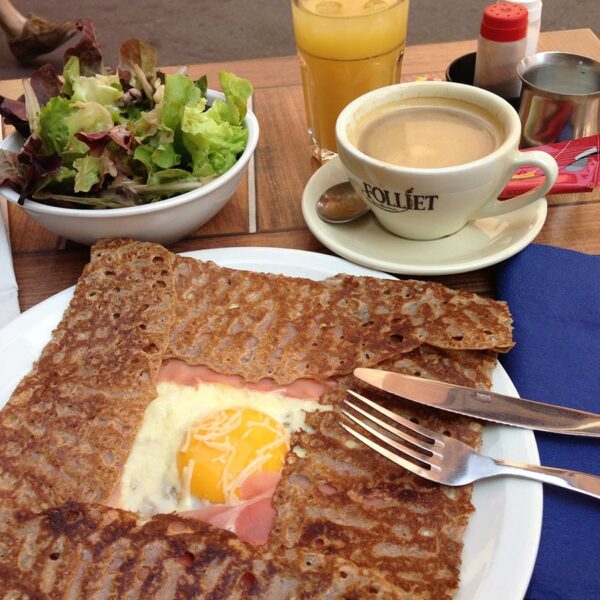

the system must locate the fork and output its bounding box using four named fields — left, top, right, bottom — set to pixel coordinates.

left=341, top=390, right=600, bottom=500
